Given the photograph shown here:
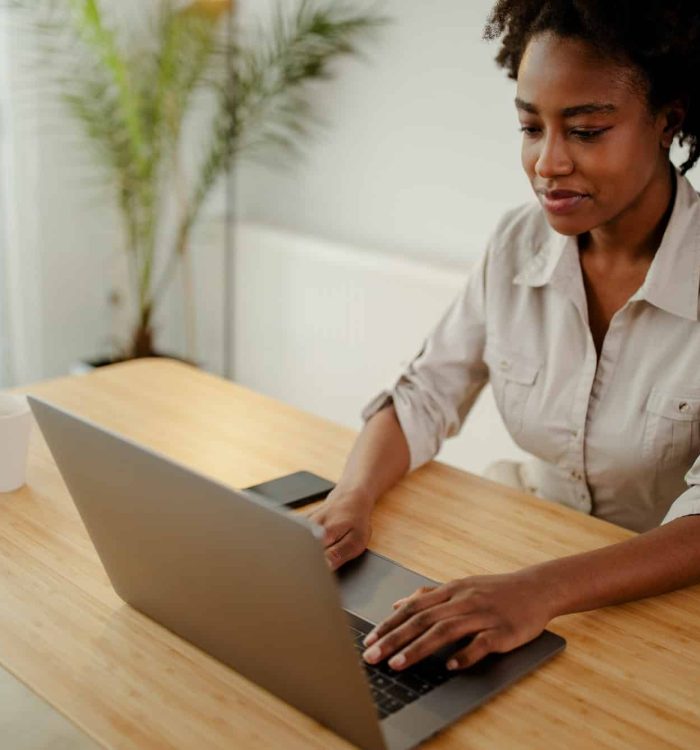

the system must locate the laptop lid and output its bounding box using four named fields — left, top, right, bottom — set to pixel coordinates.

left=28, top=396, right=387, bottom=750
